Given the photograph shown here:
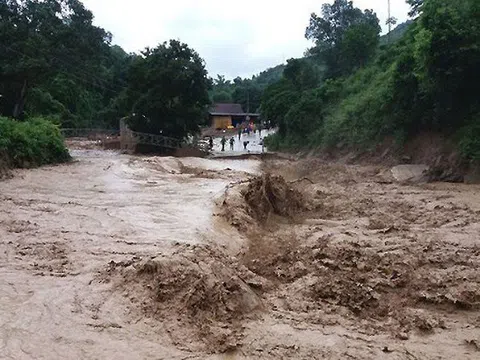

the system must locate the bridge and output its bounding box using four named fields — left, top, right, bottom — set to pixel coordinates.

left=121, top=129, right=182, bottom=149
left=61, top=127, right=181, bottom=149
left=61, top=127, right=209, bottom=154
left=61, top=128, right=119, bottom=138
